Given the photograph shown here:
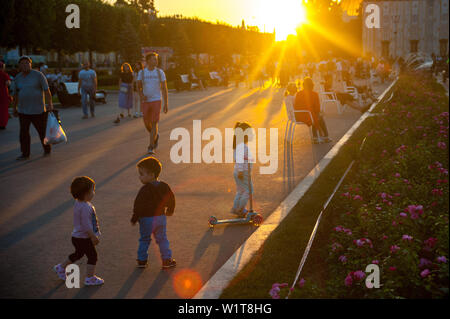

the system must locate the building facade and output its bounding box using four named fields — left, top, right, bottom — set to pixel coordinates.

left=362, top=0, right=449, bottom=59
